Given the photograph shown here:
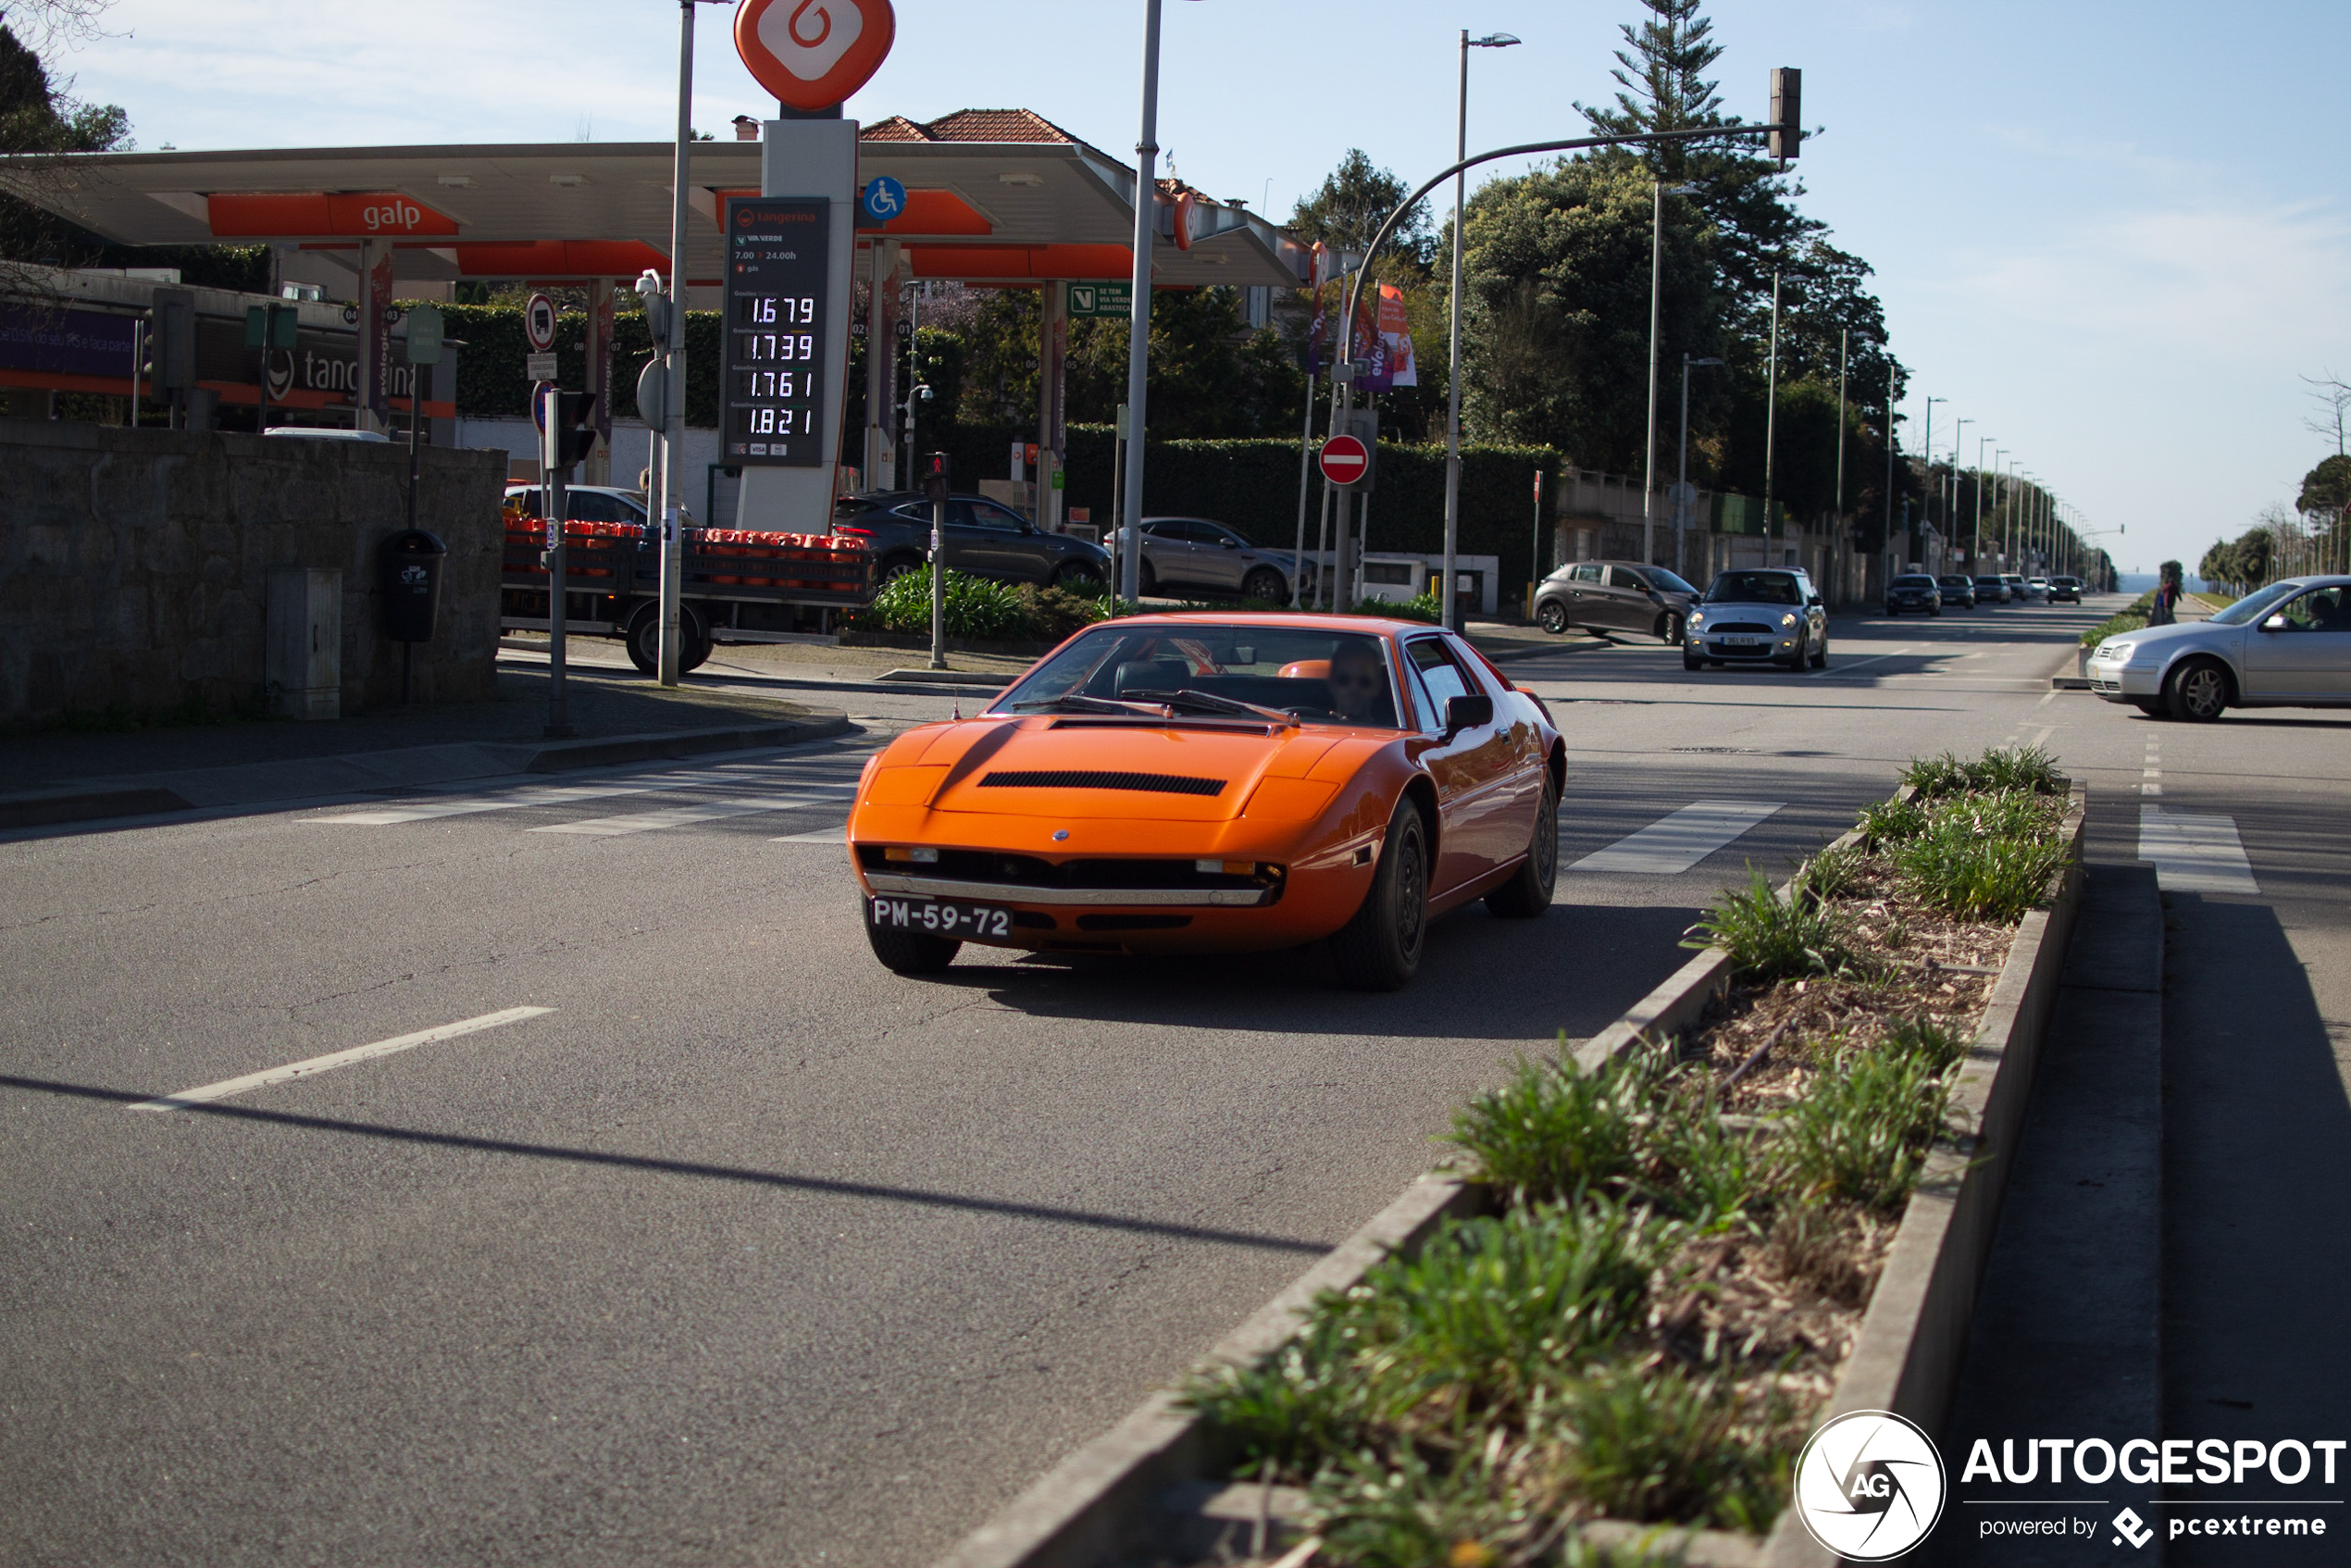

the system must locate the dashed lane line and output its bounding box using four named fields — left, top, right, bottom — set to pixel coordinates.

left=129, top=1007, right=554, bottom=1113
